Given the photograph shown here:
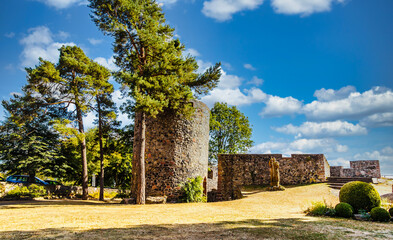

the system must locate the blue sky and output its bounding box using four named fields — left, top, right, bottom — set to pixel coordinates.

left=1, top=0, right=393, bottom=175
